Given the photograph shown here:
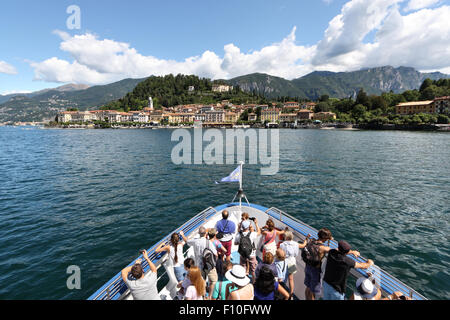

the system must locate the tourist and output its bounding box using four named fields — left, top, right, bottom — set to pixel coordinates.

left=280, top=230, right=307, bottom=297
left=184, top=267, right=206, bottom=300
left=176, top=258, right=195, bottom=299
left=211, top=261, right=237, bottom=300
left=254, top=265, right=290, bottom=300
left=215, top=210, right=236, bottom=263
left=234, top=218, right=261, bottom=283
left=225, top=265, right=254, bottom=300
left=261, top=219, right=285, bottom=256
left=302, top=228, right=333, bottom=300
left=155, top=233, right=185, bottom=282
left=205, top=228, right=227, bottom=298
left=382, top=291, right=412, bottom=300
left=274, top=248, right=288, bottom=285
left=322, top=240, right=374, bottom=300
left=180, top=228, right=217, bottom=272
left=237, top=212, right=250, bottom=232
left=121, top=250, right=160, bottom=300
left=350, top=277, right=382, bottom=300
left=255, top=252, right=277, bottom=279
